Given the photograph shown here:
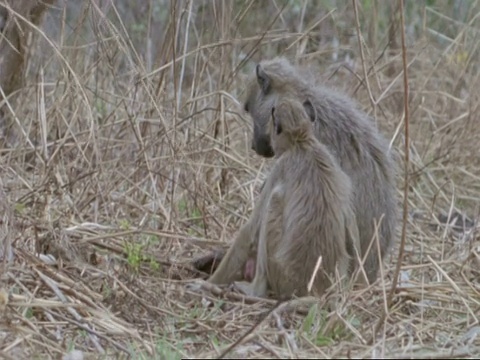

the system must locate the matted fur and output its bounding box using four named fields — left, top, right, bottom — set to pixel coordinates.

left=245, top=57, right=398, bottom=283
left=210, top=98, right=362, bottom=298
